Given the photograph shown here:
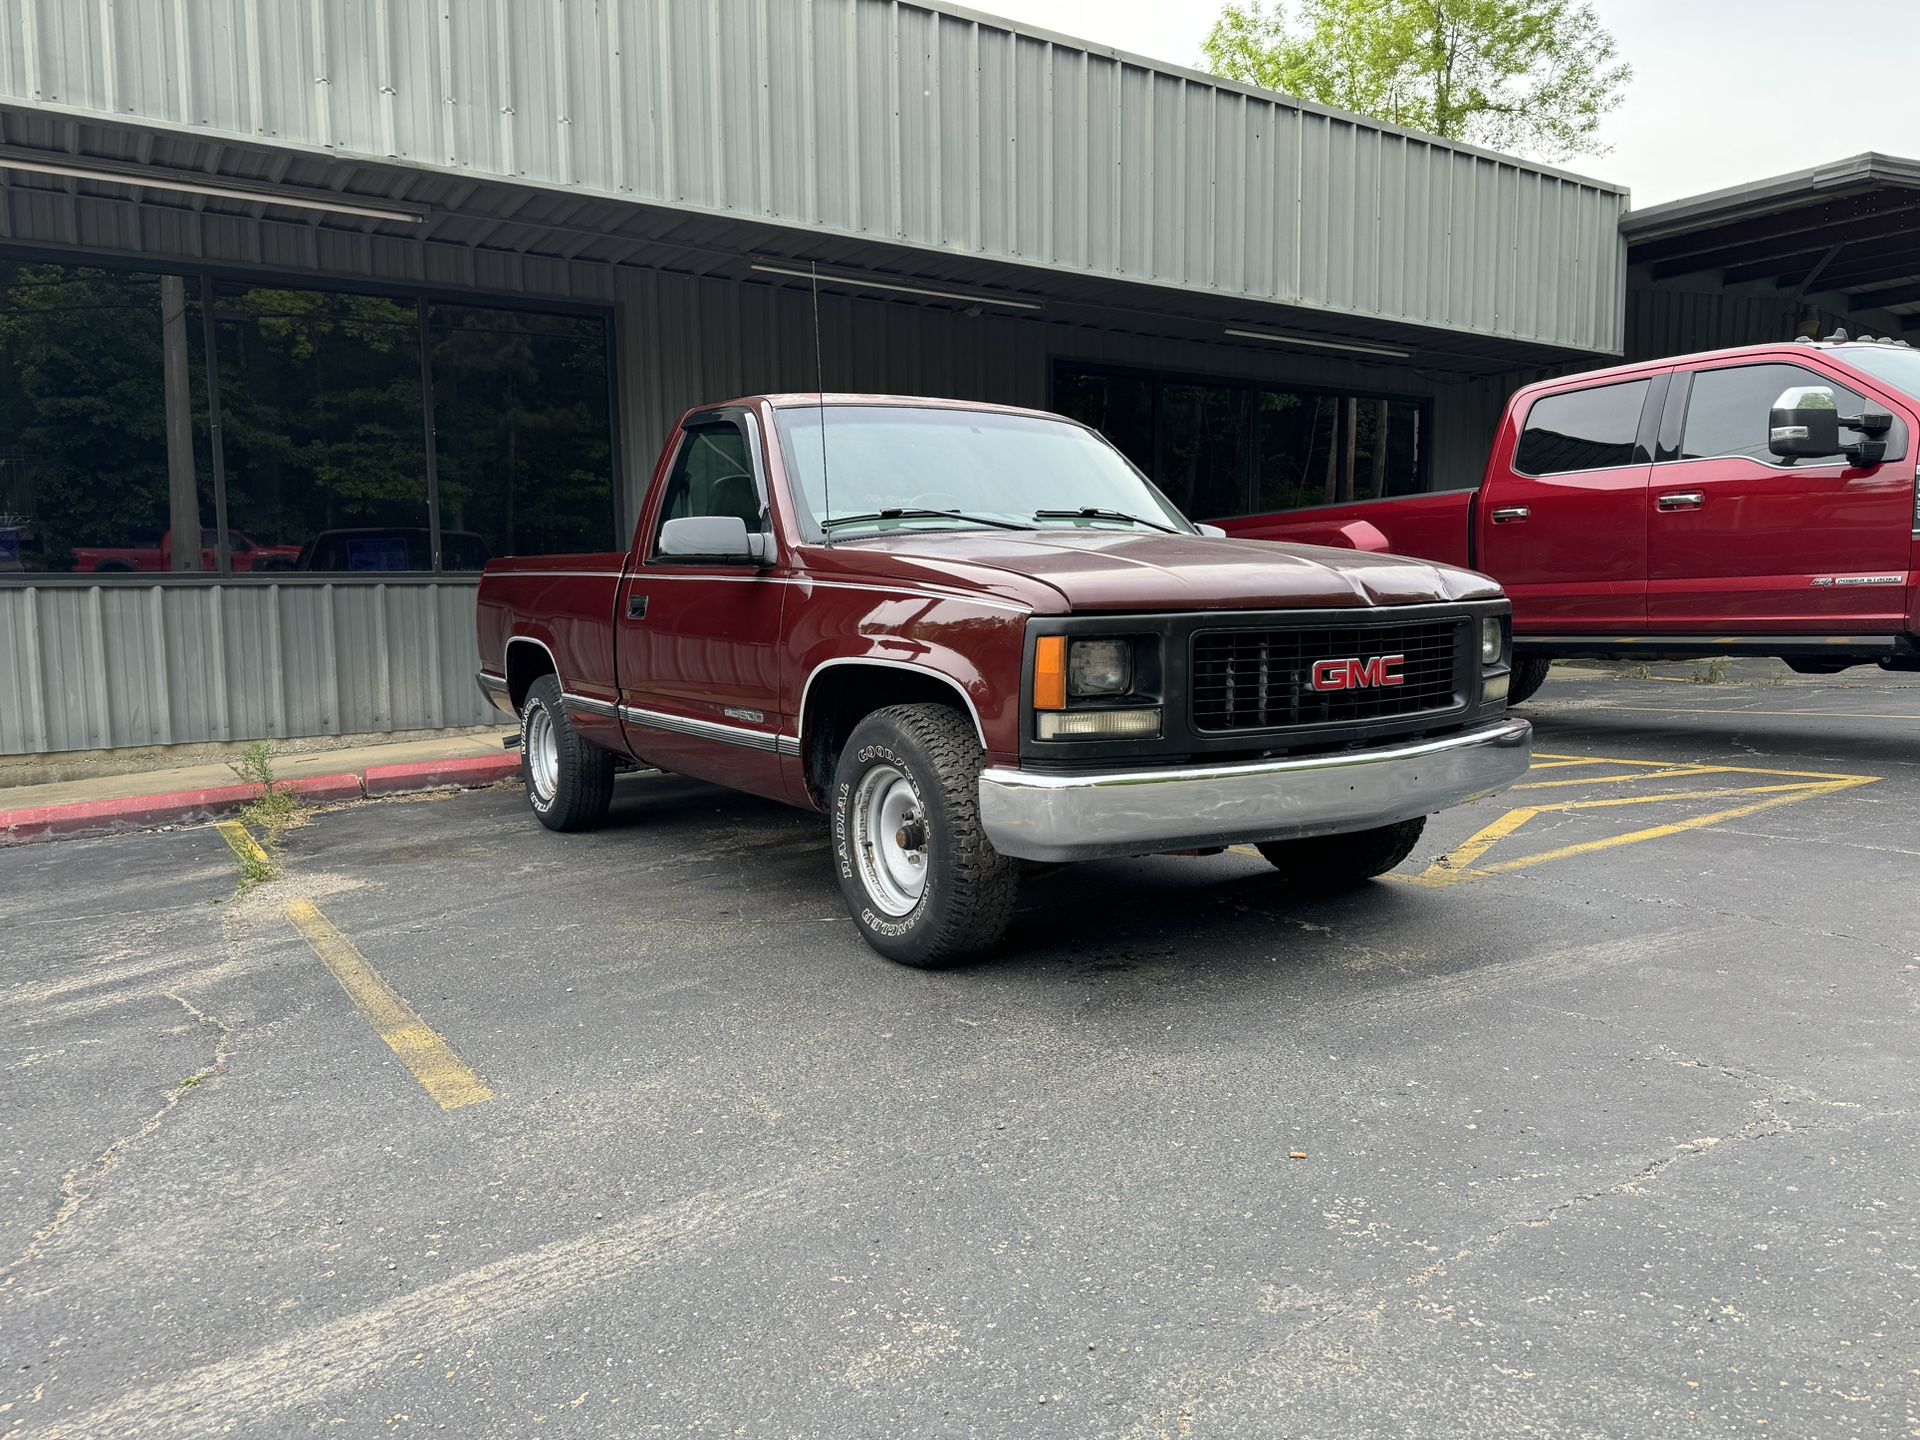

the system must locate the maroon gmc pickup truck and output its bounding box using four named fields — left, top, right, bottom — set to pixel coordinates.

left=1225, top=335, right=1920, bottom=704
left=477, top=395, right=1531, bottom=966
